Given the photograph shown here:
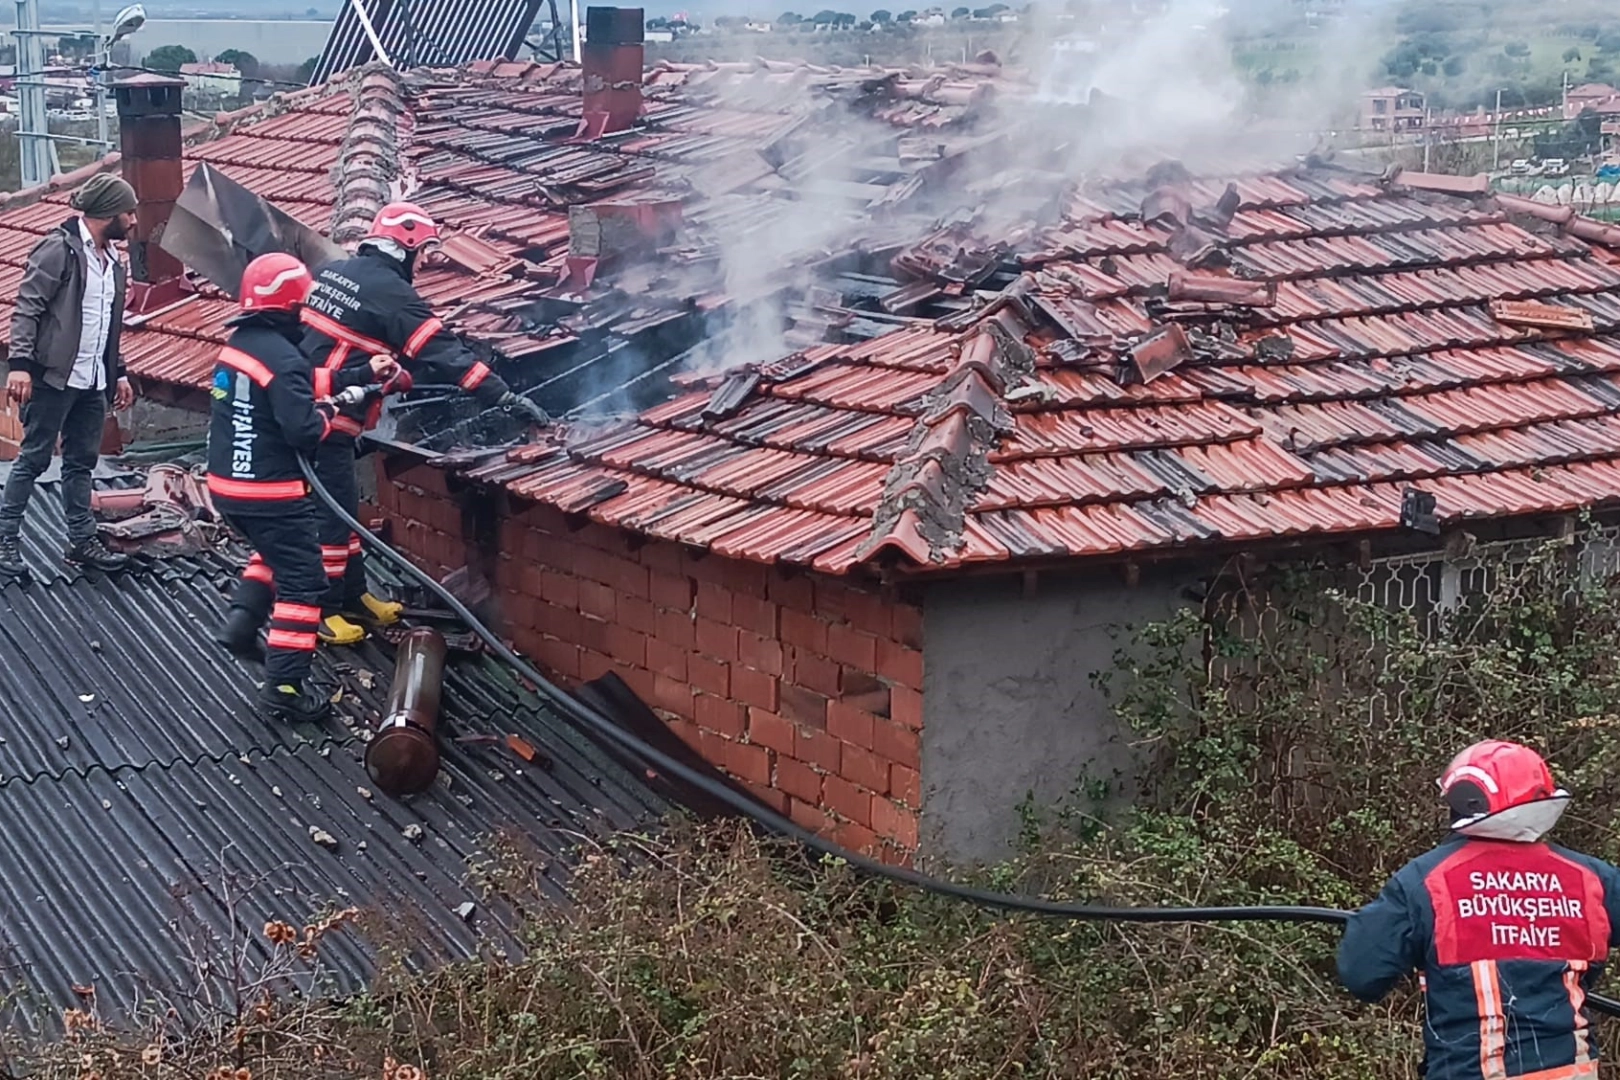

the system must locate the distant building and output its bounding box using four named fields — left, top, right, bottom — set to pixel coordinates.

left=1361, top=86, right=1425, bottom=133
left=1567, top=83, right=1620, bottom=121
left=179, top=61, right=239, bottom=97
